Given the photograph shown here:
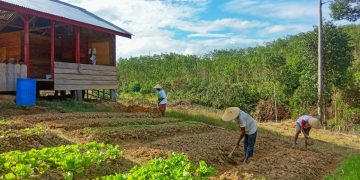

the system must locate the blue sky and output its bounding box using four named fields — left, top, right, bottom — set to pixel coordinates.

left=64, top=0, right=357, bottom=58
